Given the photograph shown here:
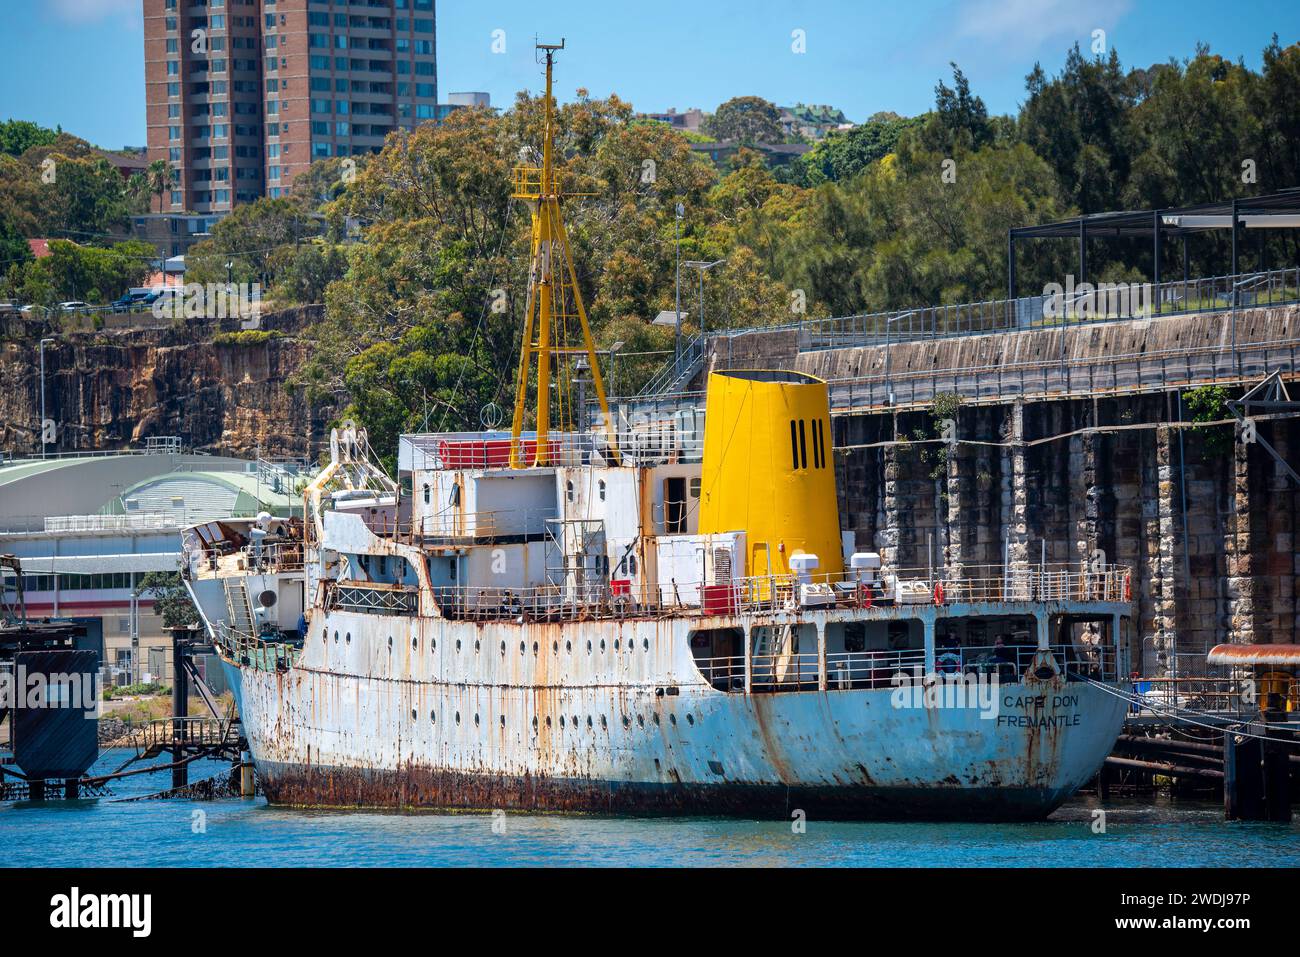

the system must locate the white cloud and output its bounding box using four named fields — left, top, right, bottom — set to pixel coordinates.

left=46, top=0, right=141, bottom=25
left=952, top=0, right=1132, bottom=56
